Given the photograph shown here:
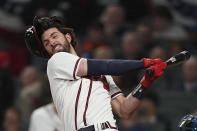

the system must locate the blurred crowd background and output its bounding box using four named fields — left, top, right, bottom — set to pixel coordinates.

left=1, top=0, right=197, bottom=131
